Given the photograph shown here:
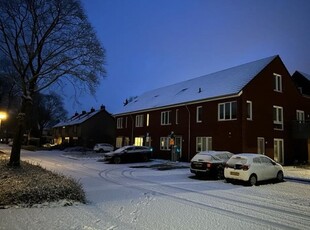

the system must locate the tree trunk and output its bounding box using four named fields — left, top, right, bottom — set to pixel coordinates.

left=8, top=98, right=32, bottom=167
